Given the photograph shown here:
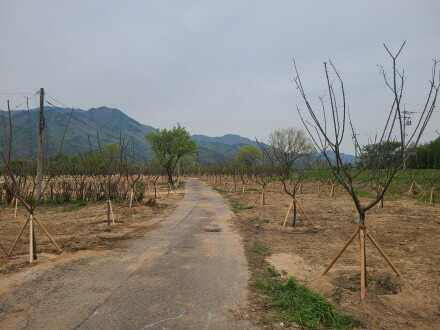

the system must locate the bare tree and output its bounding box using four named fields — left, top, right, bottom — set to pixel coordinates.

left=293, top=42, right=439, bottom=299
